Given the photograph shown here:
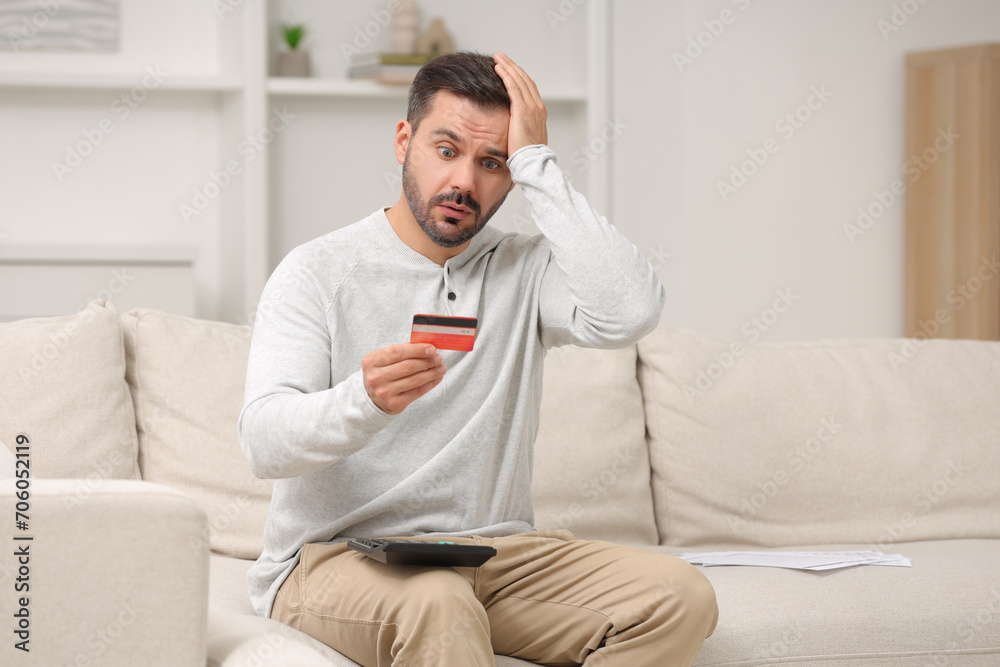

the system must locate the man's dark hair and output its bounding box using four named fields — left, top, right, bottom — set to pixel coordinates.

left=406, top=51, right=510, bottom=134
